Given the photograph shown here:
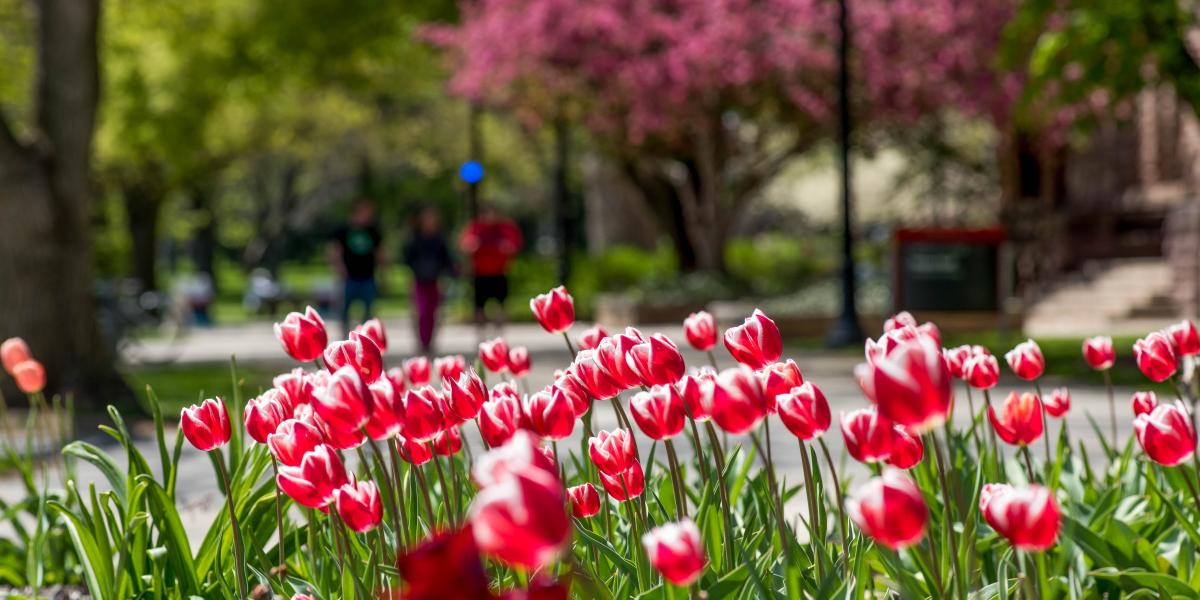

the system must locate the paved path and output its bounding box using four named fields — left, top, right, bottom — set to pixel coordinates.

left=3, top=320, right=1153, bottom=547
